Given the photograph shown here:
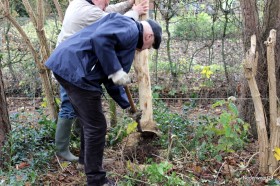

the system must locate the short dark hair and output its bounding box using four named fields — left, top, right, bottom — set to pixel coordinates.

left=146, top=19, right=162, bottom=49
